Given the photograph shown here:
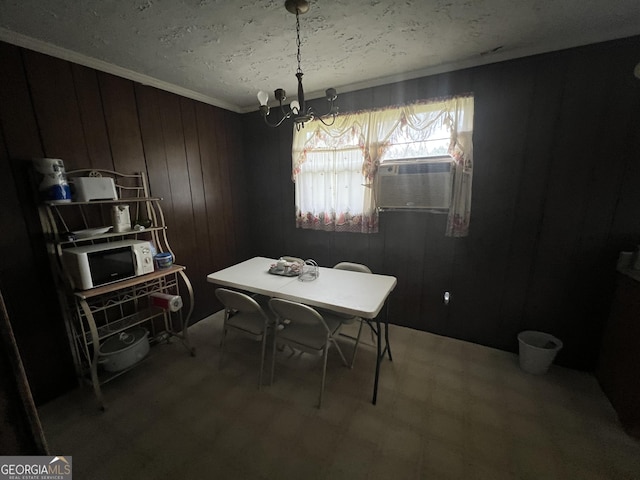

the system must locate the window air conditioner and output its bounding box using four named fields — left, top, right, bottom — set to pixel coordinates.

left=376, top=156, right=453, bottom=209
